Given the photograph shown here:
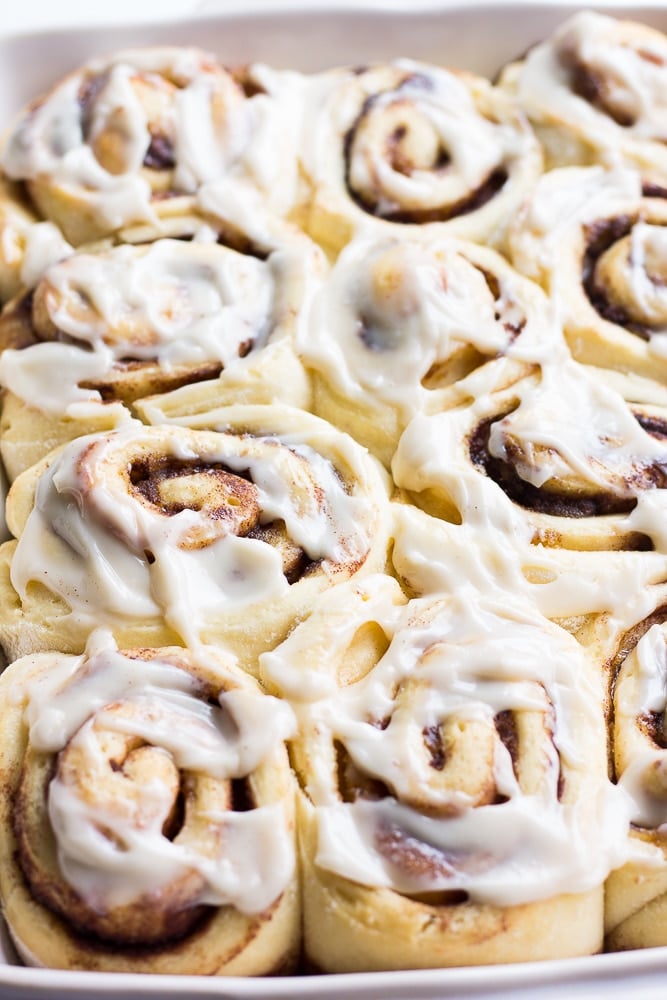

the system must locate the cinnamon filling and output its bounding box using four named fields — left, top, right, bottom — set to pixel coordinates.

left=143, top=133, right=176, bottom=170
left=582, top=214, right=660, bottom=339
left=568, top=60, right=637, bottom=126
left=80, top=359, right=225, bottom=403
left=129, top=457, right=257, bottom=519
left=127, top=456, right=312, bottom=578
left=639, top=711, right=667, bottom=750
left=605, top=606, right=667, bottom=780
left=612, top=605, right=667, bottom=683
left=423, top=724, right=446, bottom=771
left=635, top=412, right=667, bottom=440
left=343, top=89, right=508, bottom=223
left=468, top=414, right=642, bottom=517
left=13, top=753, right=214, bottom=949
left=642, top=182, right=667, bottom=199
left=478, top=266, right=526, bottom=340
left=335, top=740, right=391, bottom=803
left=77, top=72, right=109, bottom=137
left=494, top=711, right=518, bottom=770
left=375, top=823, right=459, bottom=880
left=232, top=66, right=268, bottom=99
left=373, top=821, right=488, bottom=900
